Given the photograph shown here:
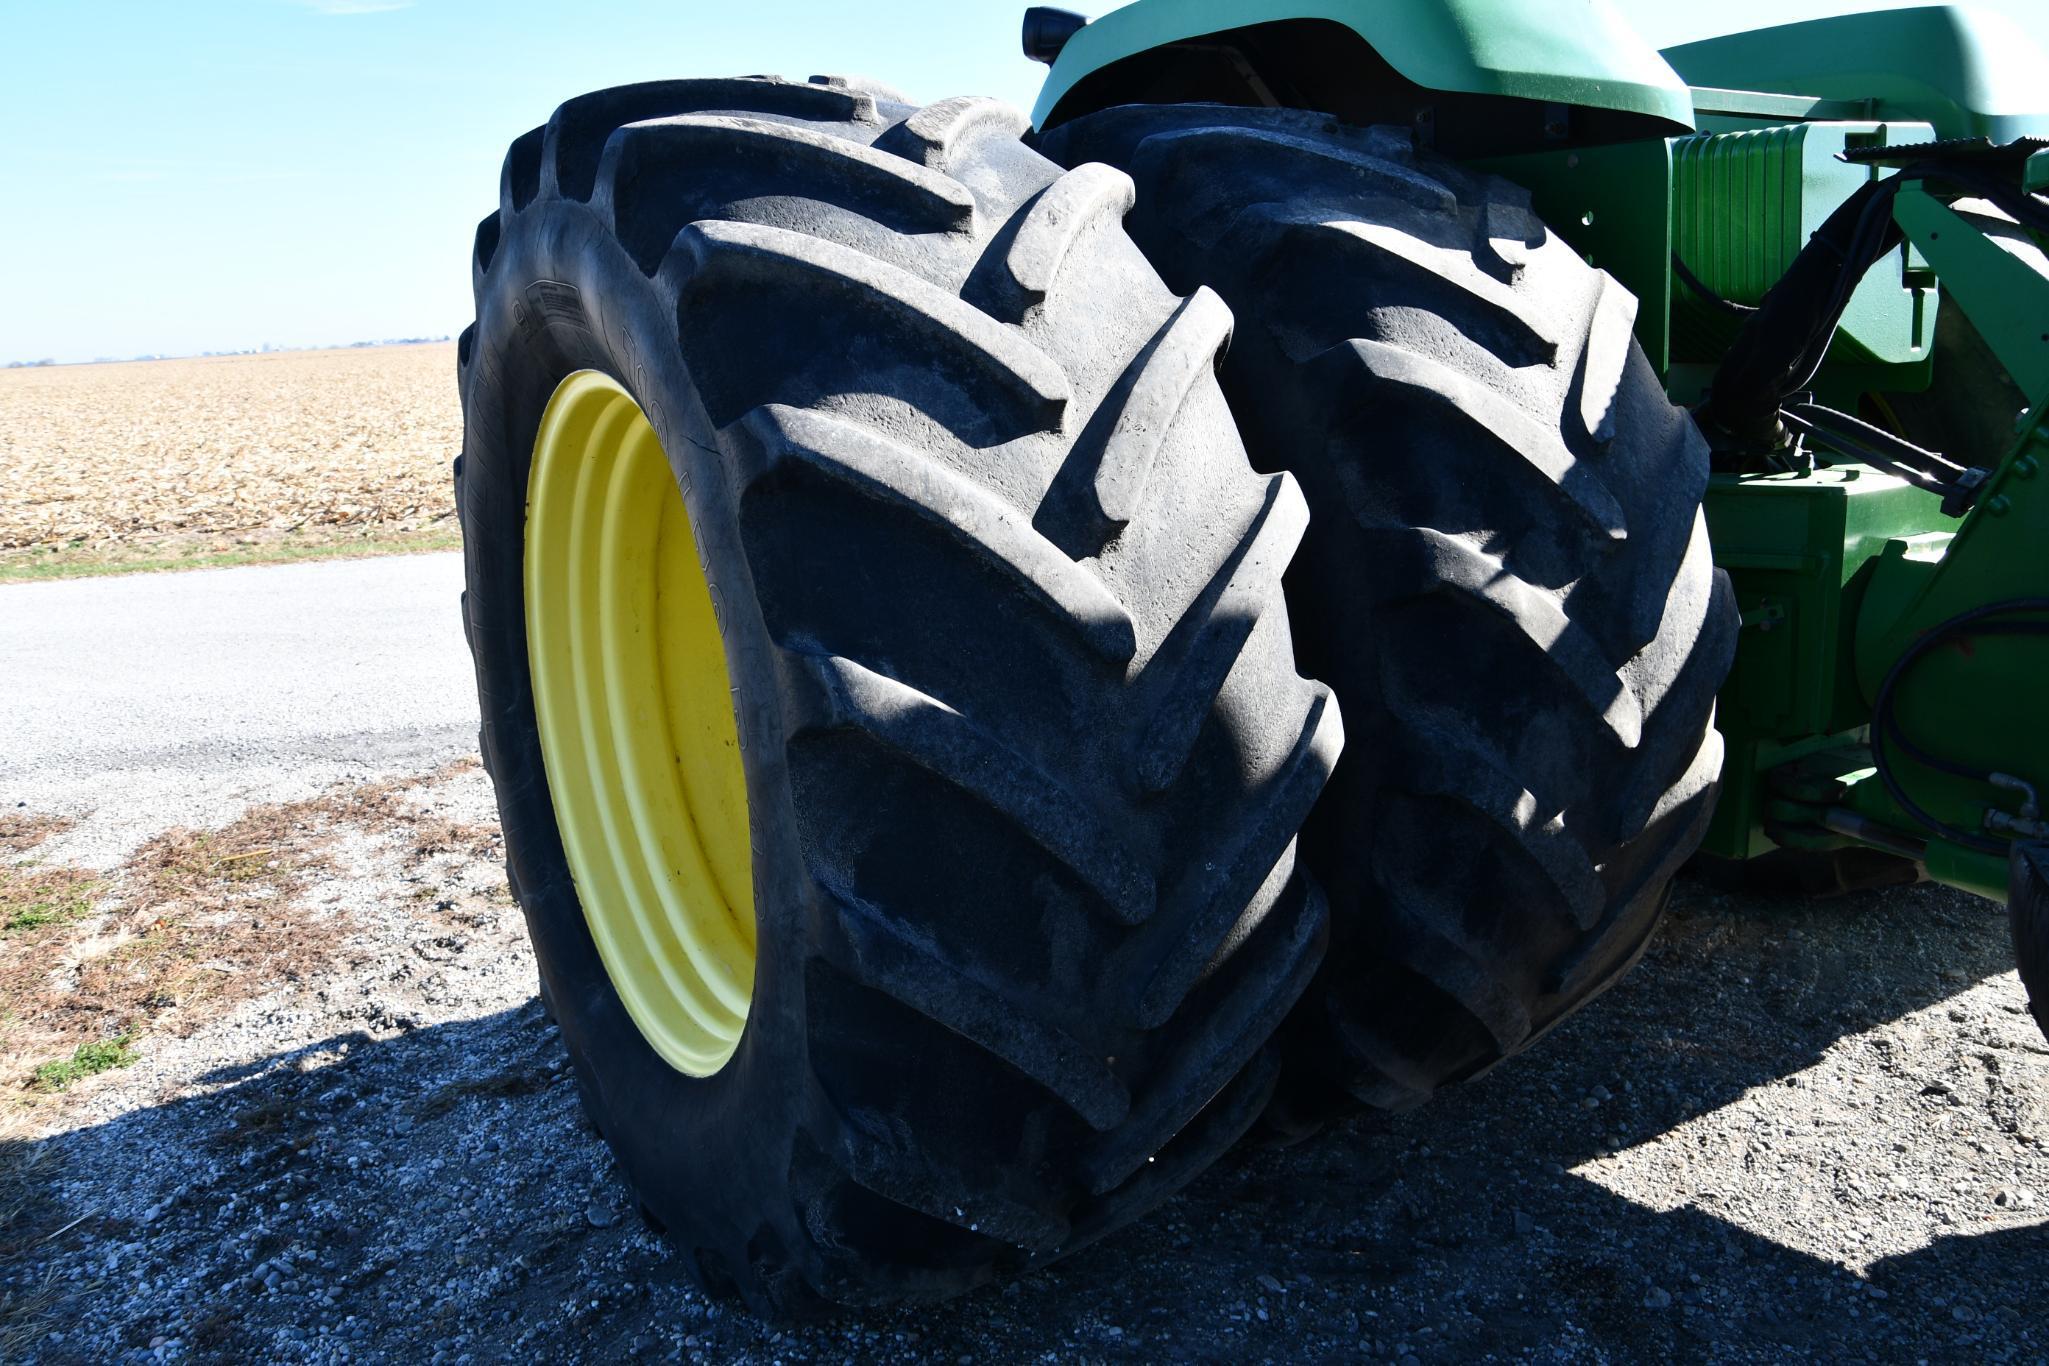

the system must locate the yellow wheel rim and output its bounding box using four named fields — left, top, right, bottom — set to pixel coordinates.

left=525, top=370, right=754, bottom=1077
